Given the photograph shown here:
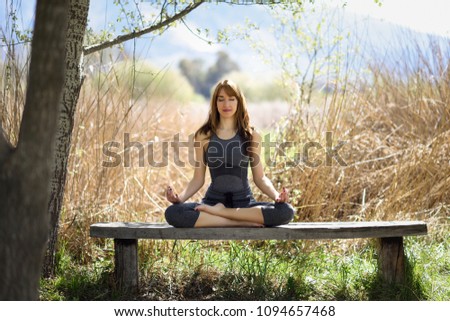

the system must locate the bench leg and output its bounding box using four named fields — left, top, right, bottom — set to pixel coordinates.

left=114, top=239, right=138, bottom=292
left=377, top=237, right=405, bottom=284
